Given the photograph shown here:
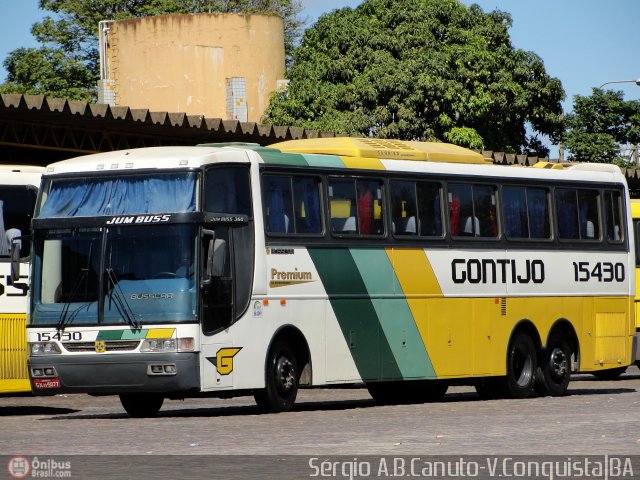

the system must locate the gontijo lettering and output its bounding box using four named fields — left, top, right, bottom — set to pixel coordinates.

left=452, top=258, right=545, bottom=284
